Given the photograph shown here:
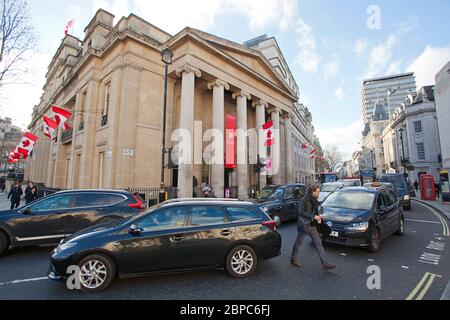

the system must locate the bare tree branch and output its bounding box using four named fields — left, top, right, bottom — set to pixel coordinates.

left=0, top=0, right=35, bottom=88
left=323, top=145, right=344, bottom=172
